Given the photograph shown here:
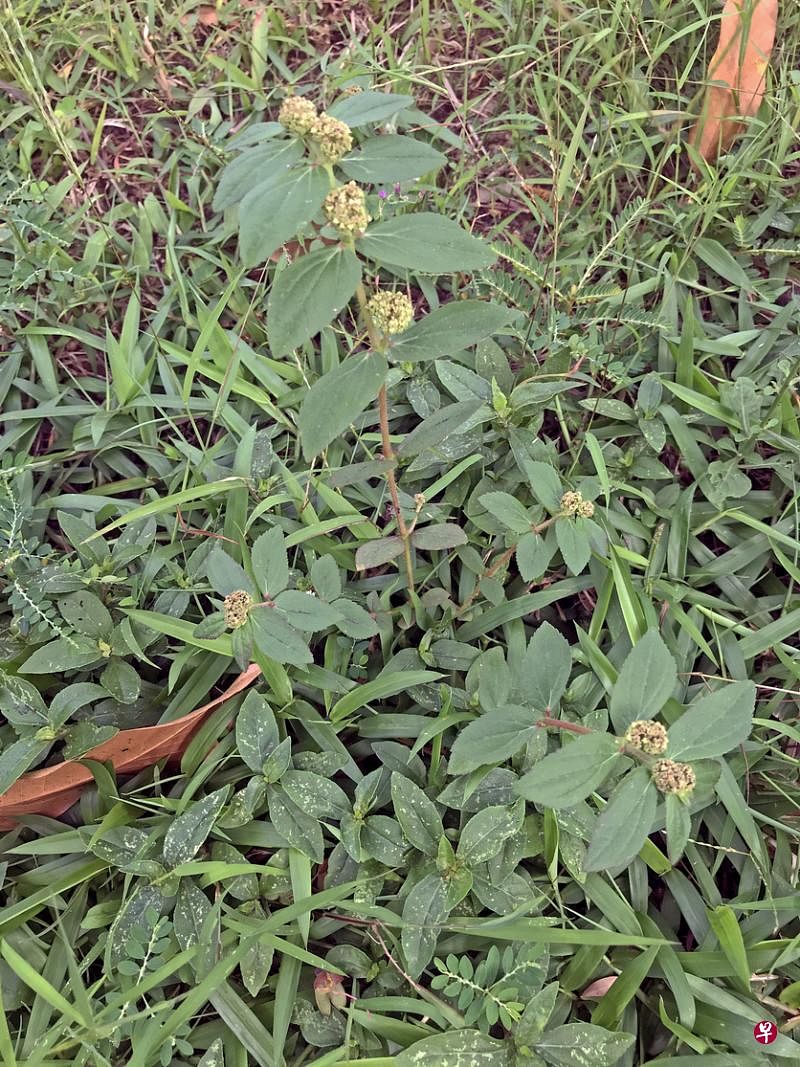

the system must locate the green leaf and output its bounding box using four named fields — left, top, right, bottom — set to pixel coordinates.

left=517, top=531, right=555, bottom=581
left=57, top=591, right=112, bottom=637
left=213, top=140, right=304, bottom=211
left=515, top=733, right=621, bottom=809
left=163, top=788, right=229, bottom=868
left=299, top=351, right=388, bottom=459
left=694, top=237, right=751, bottom=289
left=238, top=165, right=329, bottom=266
left=391, top=772, right=444, bottom=856
left=282, top=770, right=350, bottom=820
left=555, top=520, right=591, bottom=574
left=332, top=597, right=379, bottom=638
left=267, top=246, right=362, bottom=357
left=354, top=536, right=404, bottom=569
left=205, top=548, right=254, bottom=596
left=362, top=815, right=408, bottom=866
left=515, top=982, right=559, bottom=1046
left=524, top=462, right=563, bottom=512
left=521, top=622, right=572, bottom=713
left=0, top=736, right=49, bottom=793
left=398, top=398, right=488, bottom=457
left=480, top=491, right=533, bottom=534
left=251, top=526, right=289, bottom=597
left=667, top=681, right=756, bottom=760
left=340, top=134, right=446, bottom=182
left=357, top=214, right=496, bottom=273
left=62, top=722, right=118, bottom=760
left=457, top=801, right=524, bottom=865
left=390, top=301, right=515, bottom=363
left=330, top=670, right=443, bottom=723
left=448, top=706, right=538, bottom=775
left=397, top=1029, right=510, bottom=1067
left=401, top=873, right=449, bottom=977
left=235, top=691, right=279, bottom=773
left=107, top=885, right=163, bottom=966
left=268, top=787, right=324, bottom=863
left=609, top=629, right=678, bottom=734
left=99, top=659, right=140, bottom=704
left=584, top=768, right=657, bottom=872
left=328, top=90, right=413, bottom=126
left=707, top=904, right=751, bottom=993
left=534, top=1023, right=635, bottom=1066
left=19, top=636, right=101, bottom=674
left=173, top=879, right=212, bottom=952
left=665, top=793, right=691, bottom=864
left=411, top=523, right=468, bottom=550
left=250, top=607, right=313, bottom=667
left=273, top=590, right=343, bottom=631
